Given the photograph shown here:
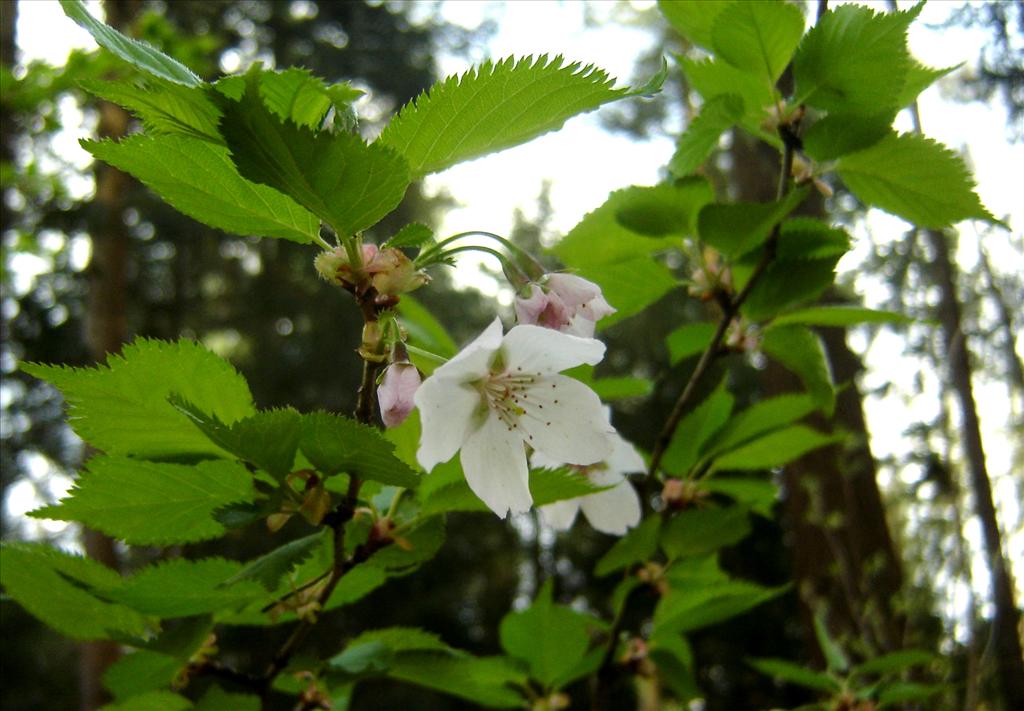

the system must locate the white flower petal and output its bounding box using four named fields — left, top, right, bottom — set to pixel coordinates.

left=563, top=314, right=597, bottom=338
left=460, top=412, right=532, bottom=518
left=432, top=317, right=503, bottom=383
left=539, top=499, right=581, bottom=531
left=519, top=374, right=614, bottom=465
left=580, top=479, right=642, bottom=535
left=604, top=433, right=646, bottom=477
left=546, top=273, right=601, bottom=307
left=501, top=325, right=605, bottom=375
left=415, top=376, right=481, bottom=471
